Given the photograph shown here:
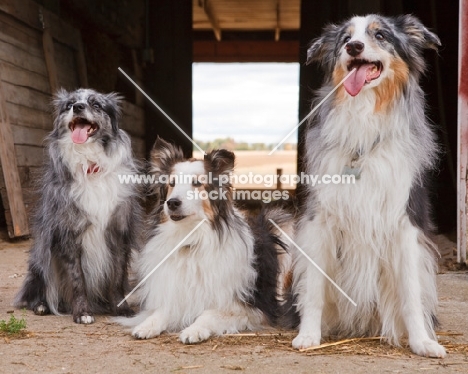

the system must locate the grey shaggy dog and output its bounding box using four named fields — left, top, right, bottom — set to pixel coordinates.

left=15, top=88, right=142, bottom=324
